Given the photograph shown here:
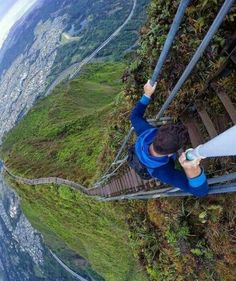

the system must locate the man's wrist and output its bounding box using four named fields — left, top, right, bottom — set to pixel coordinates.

left=184, top=166, right=201, bottom=178
left=140, top=94, right=151, bottom=105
